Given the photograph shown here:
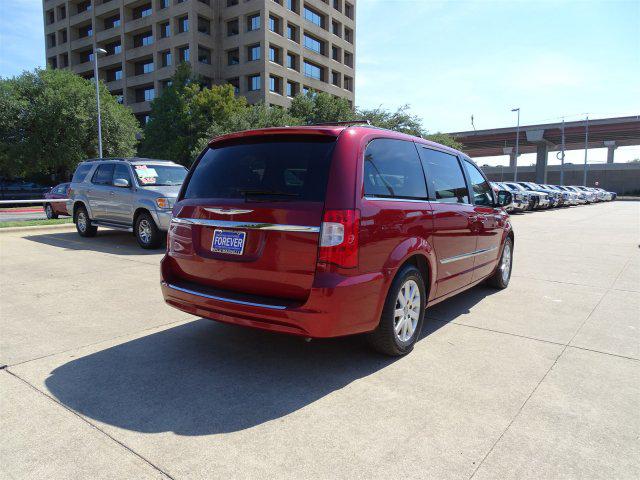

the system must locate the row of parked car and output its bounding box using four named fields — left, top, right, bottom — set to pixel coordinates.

left=490, top=181, right=616, bottom=212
